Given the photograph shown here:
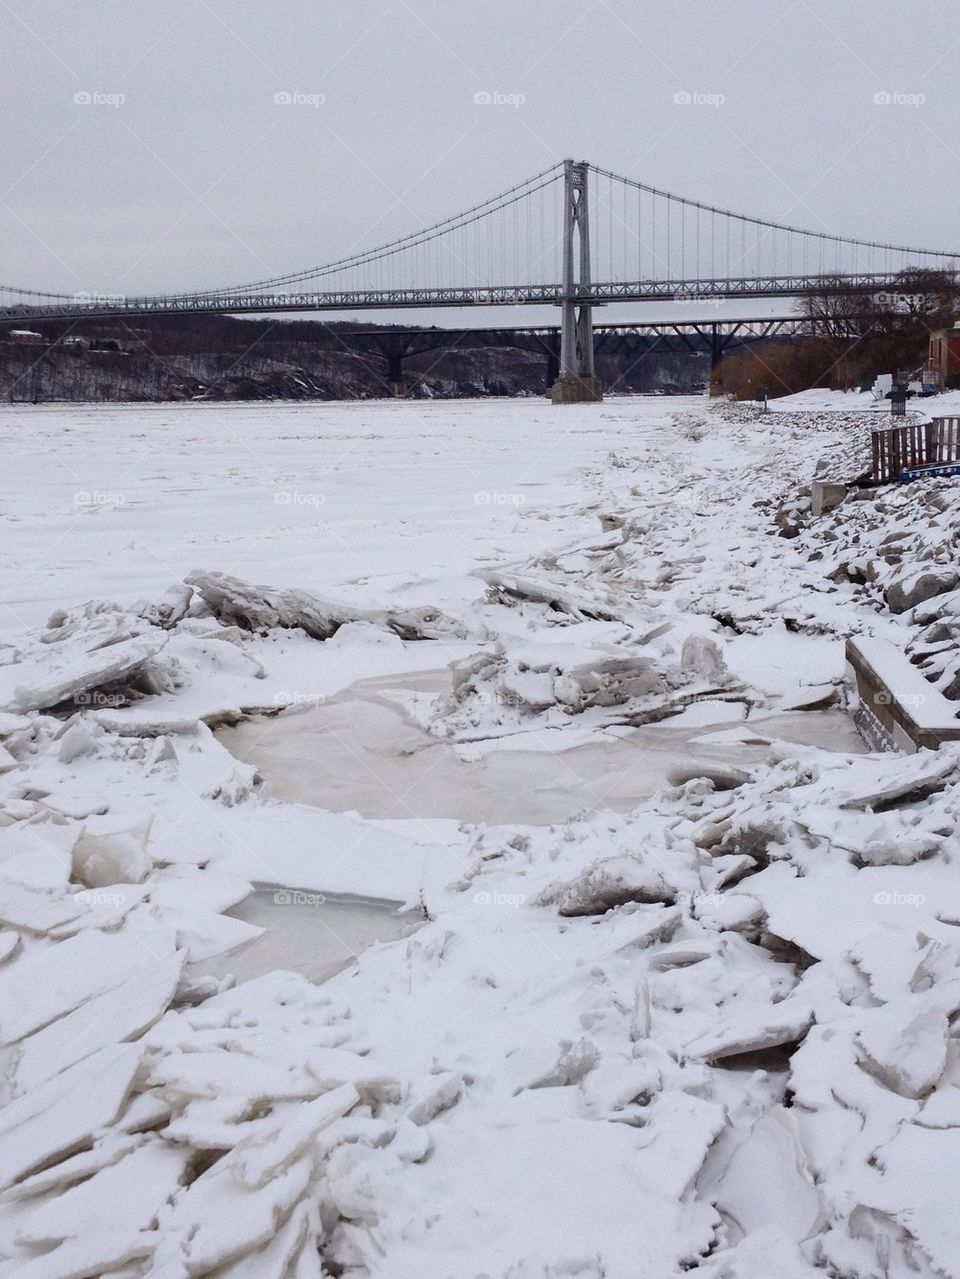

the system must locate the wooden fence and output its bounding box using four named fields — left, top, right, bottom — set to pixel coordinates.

left=871, top=416, right=960, bottom=483
left=927, top=416, right=960, bottom=462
